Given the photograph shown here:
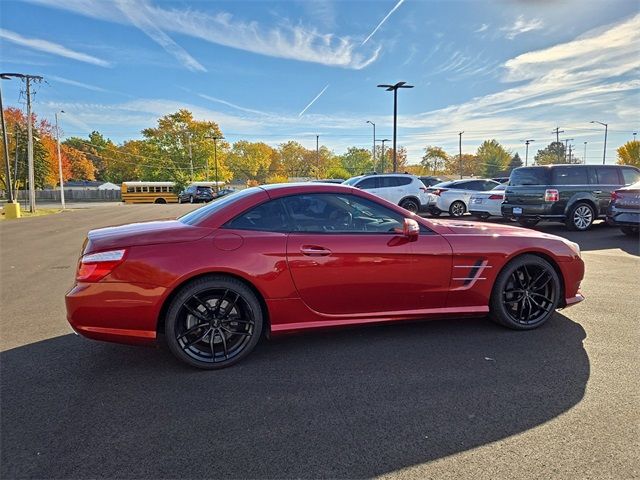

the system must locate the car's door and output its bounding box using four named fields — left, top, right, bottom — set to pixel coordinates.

left=588, top=166, right=622, bottom=214
left=282, top=193, right=451, bottom=315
